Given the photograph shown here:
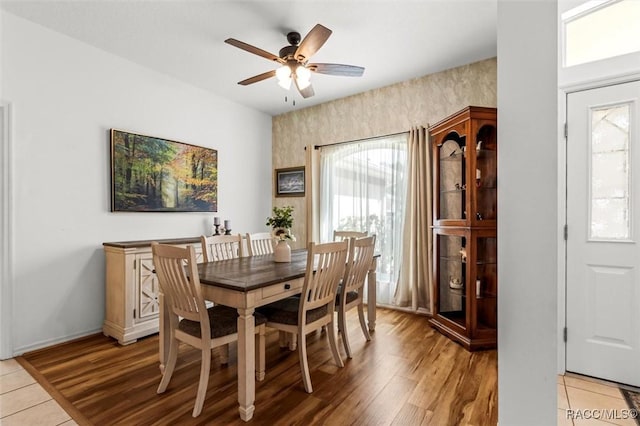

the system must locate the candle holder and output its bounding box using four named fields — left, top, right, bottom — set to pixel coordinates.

left=213, top=224, right=221, bottom=236
left=224, top=228, right=232, bottom=236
